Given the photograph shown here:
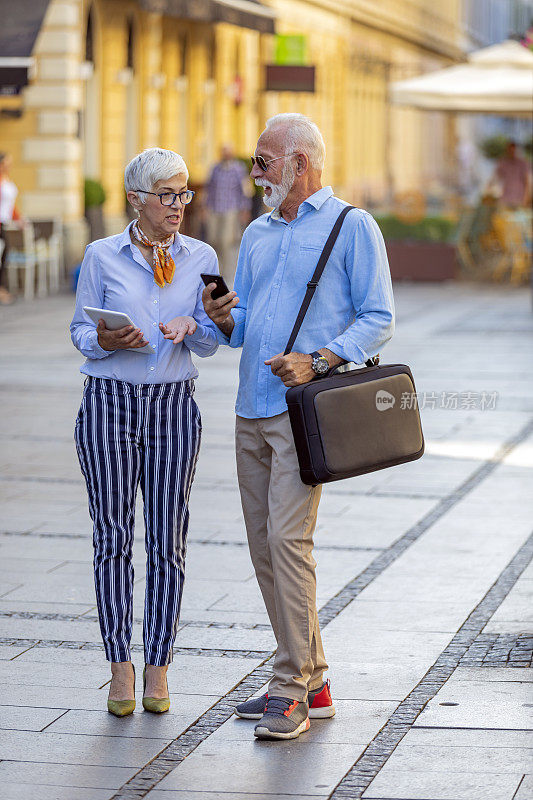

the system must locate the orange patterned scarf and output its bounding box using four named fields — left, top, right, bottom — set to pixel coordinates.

left=132, top=220, right=176, bottom=288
